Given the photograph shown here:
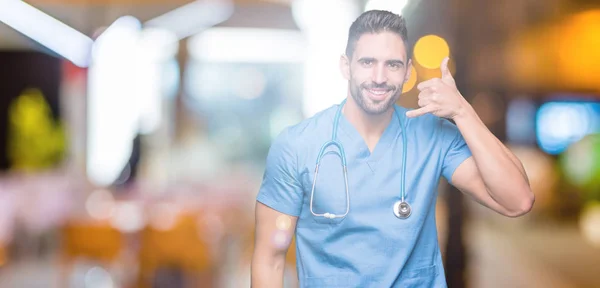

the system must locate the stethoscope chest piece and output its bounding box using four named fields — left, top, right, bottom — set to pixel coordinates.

left=393, top=200, right=411, bottom=219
